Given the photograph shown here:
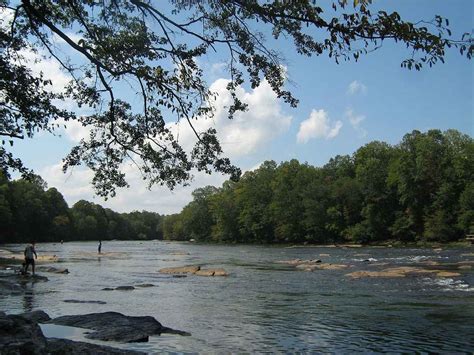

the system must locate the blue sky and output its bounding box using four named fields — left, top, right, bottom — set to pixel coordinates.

left=5, top=0, right=473, bottom=214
